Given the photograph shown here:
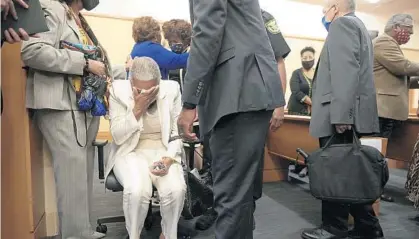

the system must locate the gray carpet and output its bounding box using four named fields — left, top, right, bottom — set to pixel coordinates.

left=90, top=150, right=419, bottom=238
